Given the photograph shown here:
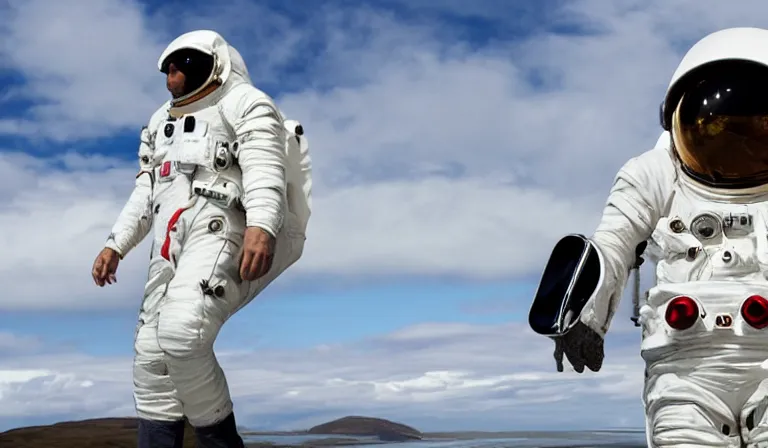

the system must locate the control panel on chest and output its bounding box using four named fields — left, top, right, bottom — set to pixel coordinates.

left=152, top=108, right=237, bottom=182
left=650, top=194, right=768, bottom=283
